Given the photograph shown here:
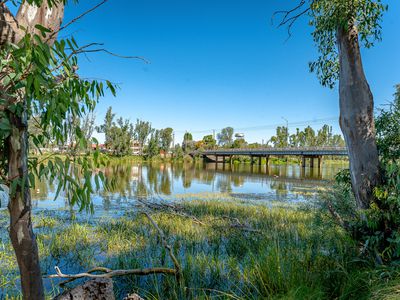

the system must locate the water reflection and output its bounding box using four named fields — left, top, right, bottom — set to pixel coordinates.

left=23, top=160, right=349, bottom=211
